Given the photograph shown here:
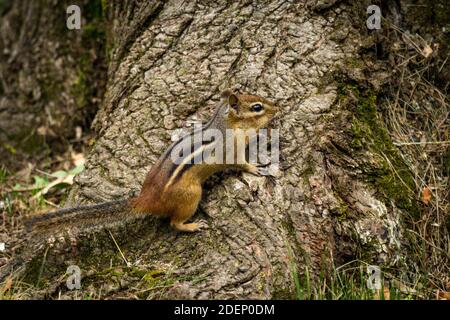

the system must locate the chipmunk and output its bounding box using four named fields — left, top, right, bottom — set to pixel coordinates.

left=25, top=90, right=278, bottom=233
